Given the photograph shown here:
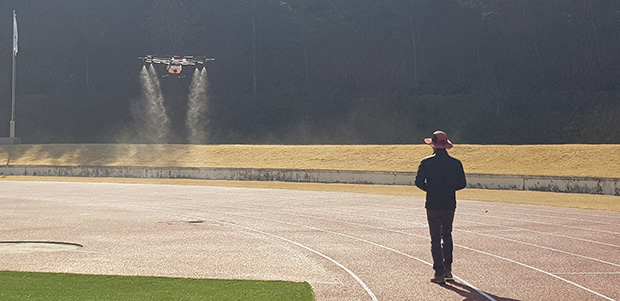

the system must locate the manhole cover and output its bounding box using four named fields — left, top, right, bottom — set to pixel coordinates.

left=0, top=241, right=83, bottom=254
